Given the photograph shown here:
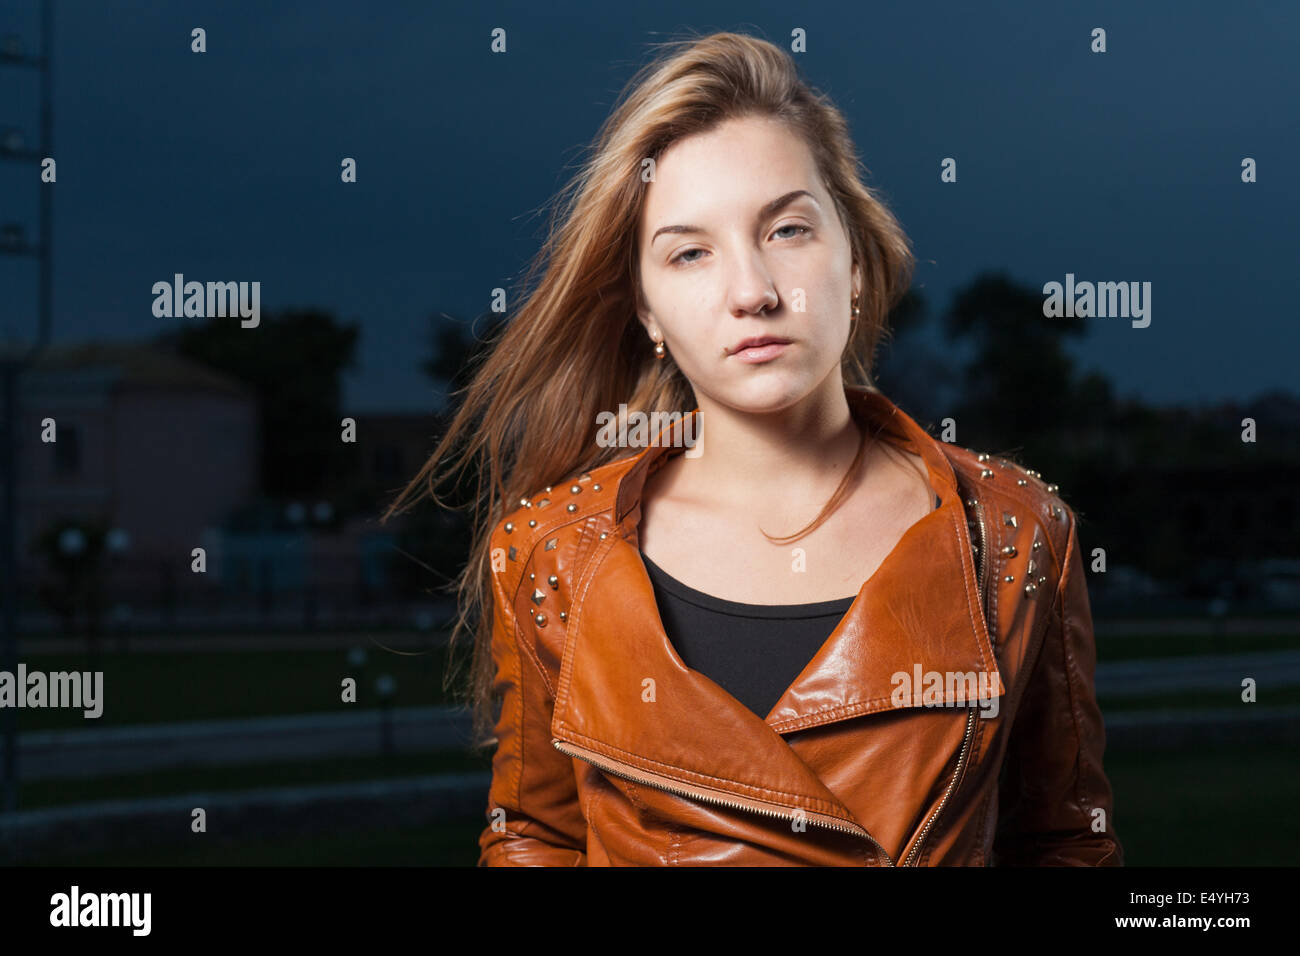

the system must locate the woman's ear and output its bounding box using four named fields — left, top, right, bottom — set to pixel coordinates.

left=634, top=290, right=658, bottom=339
